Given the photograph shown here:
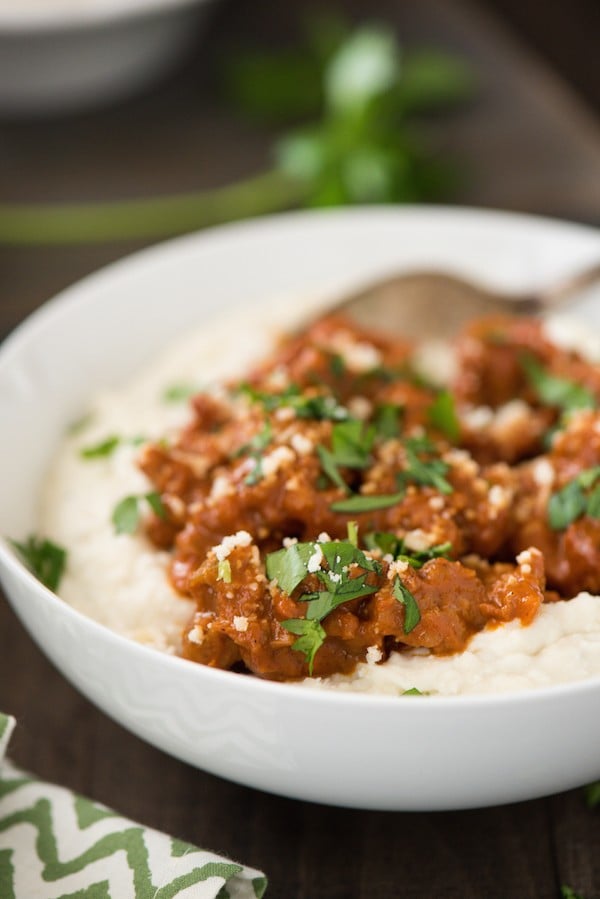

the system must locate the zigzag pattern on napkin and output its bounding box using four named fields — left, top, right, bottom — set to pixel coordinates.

left=0, top=766, right=267, bottom=899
